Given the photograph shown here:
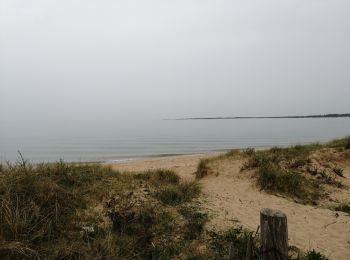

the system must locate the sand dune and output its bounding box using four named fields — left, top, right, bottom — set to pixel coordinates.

left=110, top=153, right=350, bottom=260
